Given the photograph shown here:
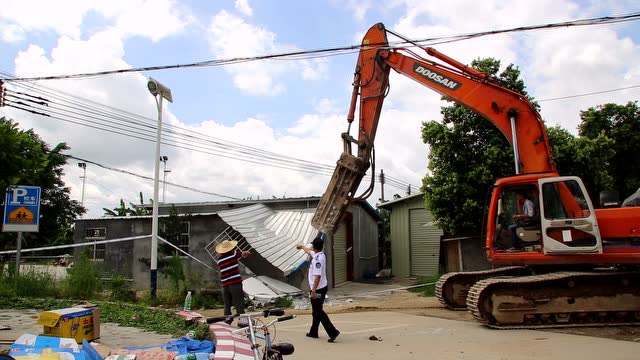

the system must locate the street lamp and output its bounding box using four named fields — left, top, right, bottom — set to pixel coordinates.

left=147, top=77, right=173, bottom=299
left=77, top=163, right=87, bottom=214
left=160, top=156, right=171, bottom=203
